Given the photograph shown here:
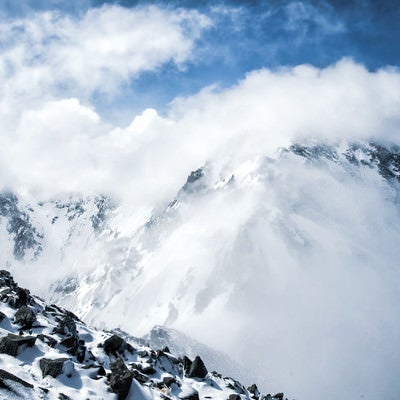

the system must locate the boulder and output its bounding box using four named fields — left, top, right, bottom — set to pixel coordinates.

left=54, top=317, right=77, bottom=337
left=36, top=334, right=57, bottom=348
left=0, top=334, right=36, bottom=356
left=0, top=270, right=13, bottom=287
left=141, top=365, right=156, bottom=375
left=14, top=306, right=36, bottom=329
left=163, top=375, right=177, bottom=387
left=0, top=311, right=6, bottom=322
left=109, top=358, right=133, bottom=400
left=58, top=393, right=72, bottom=400
left=0, top=368, right=34, bottom=389
left=187, top=356, right=208, bottom=379
left=39, top=358, right=70, bottom=378
left=14, top=287, right=31, bottom=308
left=131, top=369, right=148, bottom=384
left=0, top=368, right=34, bottom=396
left=272, top=394, right=284, bottom=400
left=229, top=395, right=241, bottom=400
left=60, top=335, right=79, bottom=354
left=76, top=344, right=86, bottom=363
left=182, top=356, right=192, bottom=373
left=248, top=384, right=260, bottom=399
left=104, top=334, right=126, bottom=355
